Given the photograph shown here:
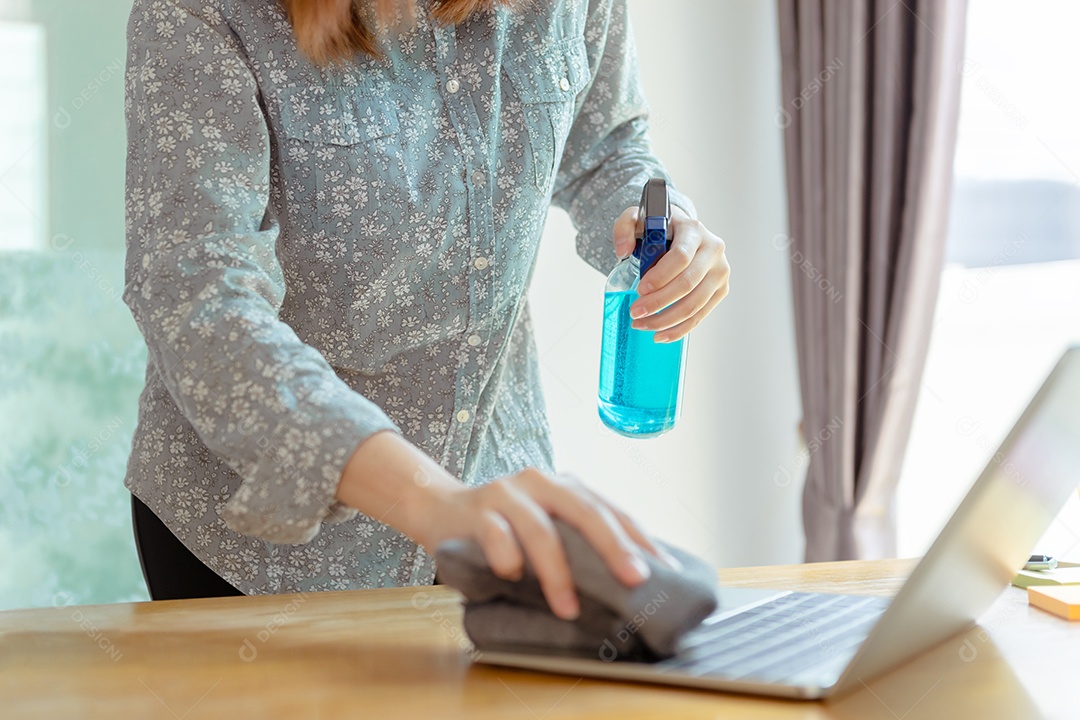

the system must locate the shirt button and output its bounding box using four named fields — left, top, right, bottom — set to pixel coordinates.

left=467, top=334, right=482, bottom=347
left=457, top=410, right=471, bottom=423
left=559, top=77, right=571, bottom=92
left=471, top=169, right=486, bottom=186
left=473, top=257, right=489, bottom=270
left=446, top=78, right=460, bottom=94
